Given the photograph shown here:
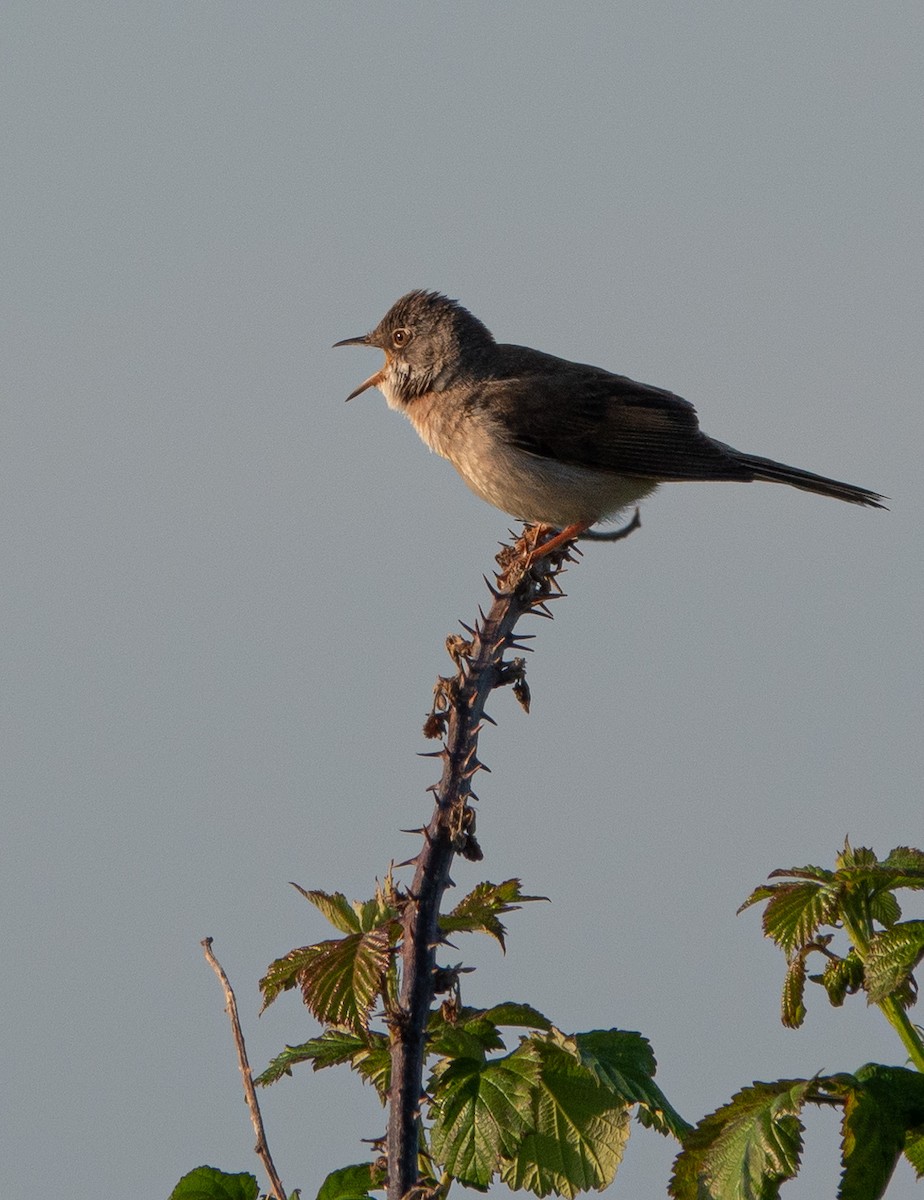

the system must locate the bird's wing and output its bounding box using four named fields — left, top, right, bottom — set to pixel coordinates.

left=475, top=351, right=752, bottom=482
